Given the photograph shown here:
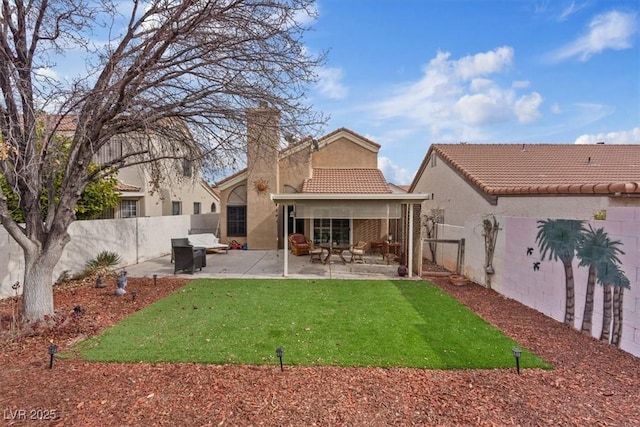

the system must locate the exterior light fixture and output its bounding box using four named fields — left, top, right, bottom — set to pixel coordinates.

left=275, top=347, right=284, bottom=371
left=48, top=343, right=58, bottom=369
left=132, top=290, right=137, bottom=301
left=153, top=274, right=157, bottom=286
left=512, top=347, right=521, bottom=375
left=95, top=275, right=104, bottom=288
